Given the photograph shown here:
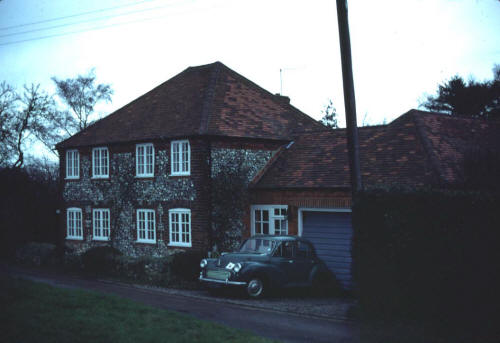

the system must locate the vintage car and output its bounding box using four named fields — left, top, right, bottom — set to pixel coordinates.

left=199, top=235, right=333, bottom=298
